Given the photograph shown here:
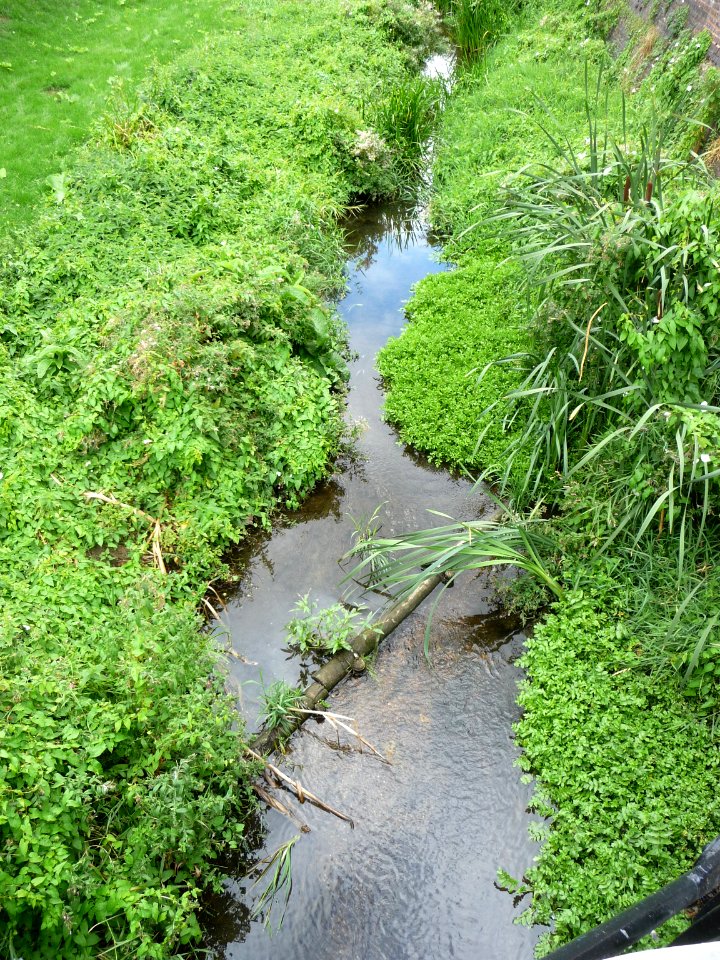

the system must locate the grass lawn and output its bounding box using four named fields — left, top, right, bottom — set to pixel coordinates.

left=0, top=0, right=239, bottom=232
